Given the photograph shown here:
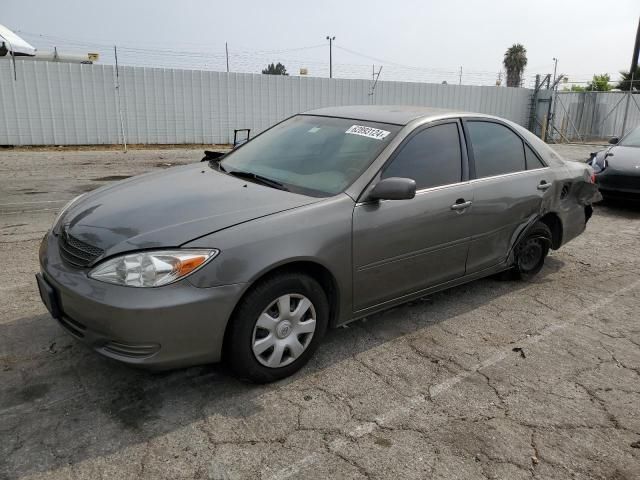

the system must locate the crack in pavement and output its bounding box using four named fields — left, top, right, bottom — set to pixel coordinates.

left=266, top=278, right=640, bottom=480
